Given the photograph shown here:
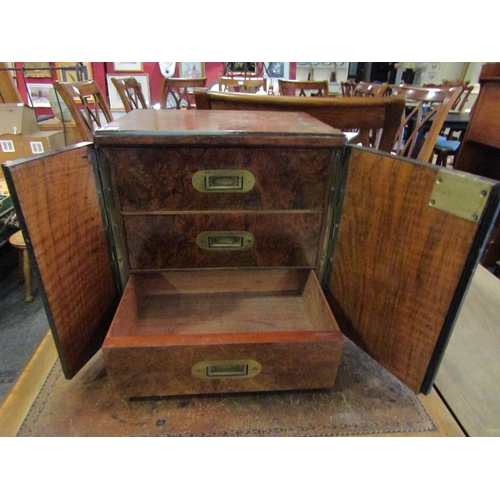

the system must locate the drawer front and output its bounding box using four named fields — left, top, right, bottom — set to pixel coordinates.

left=103, top=339, right=343, bottom=398
left=107, top=147, right=333, bottom=211
left=123, top=213, right=323, bottom=269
